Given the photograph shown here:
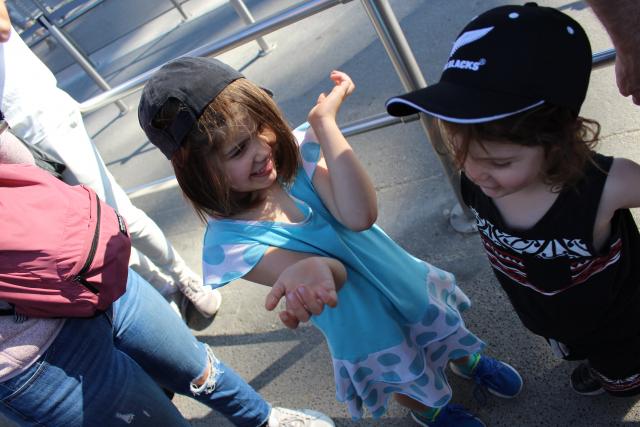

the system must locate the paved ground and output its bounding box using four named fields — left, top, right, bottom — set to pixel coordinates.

left=5, top=0, right=640, bottom=426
